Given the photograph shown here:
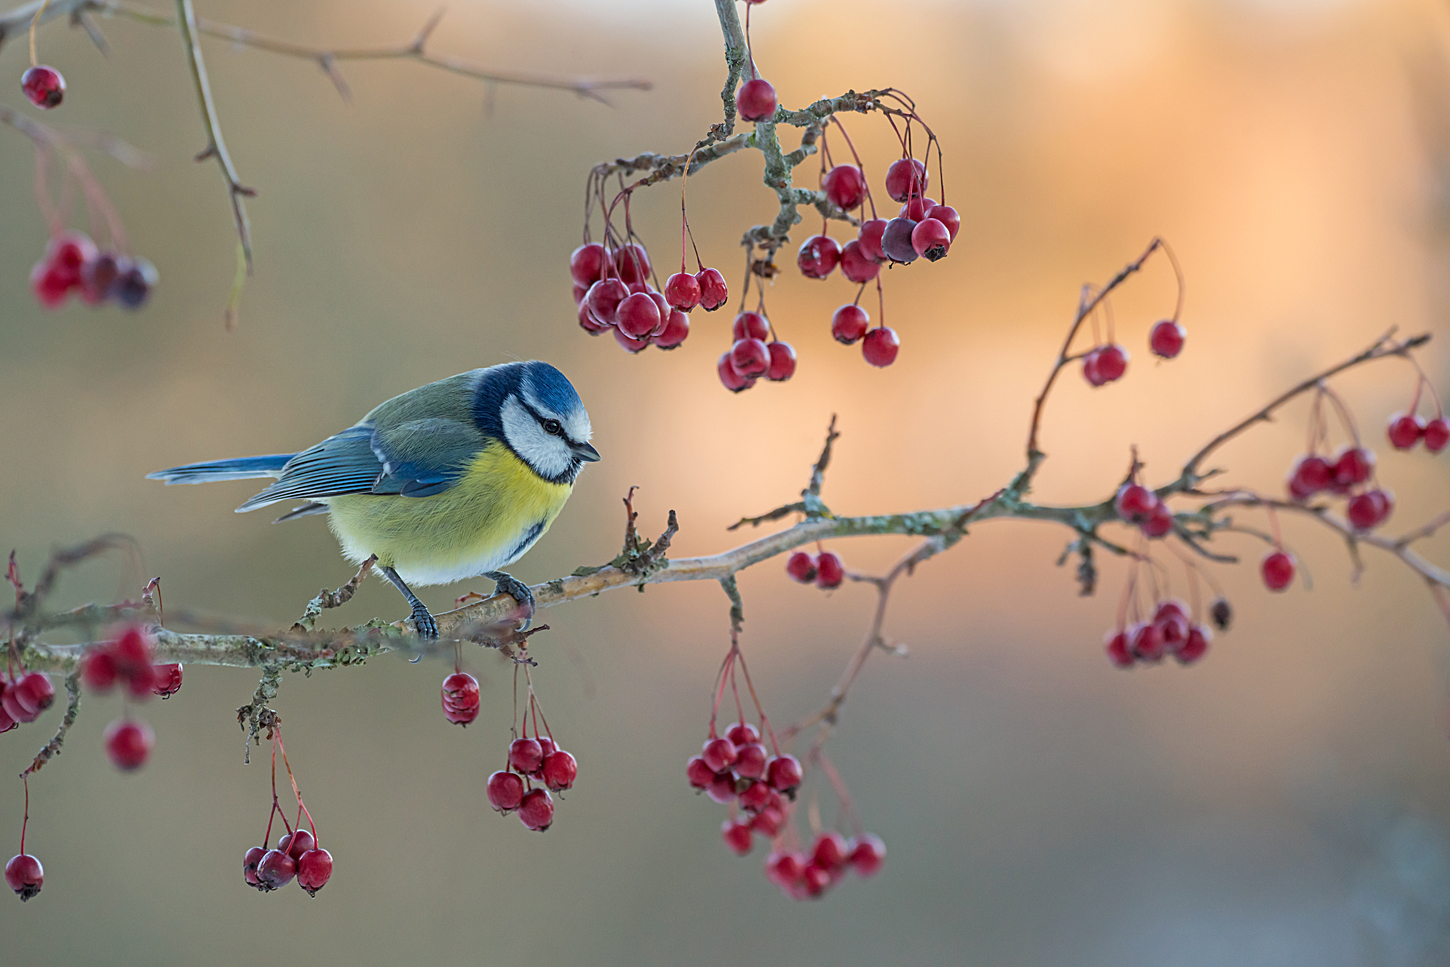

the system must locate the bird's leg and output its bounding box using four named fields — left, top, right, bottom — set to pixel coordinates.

left=381, top=565, right=438, bottom=639
left=486, top=570, right=536, bottom=628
